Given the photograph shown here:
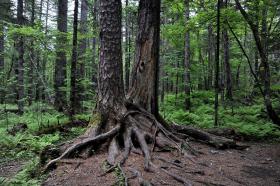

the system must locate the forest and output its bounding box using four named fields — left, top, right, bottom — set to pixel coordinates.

left=0, top=0, right=279, bottom=185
